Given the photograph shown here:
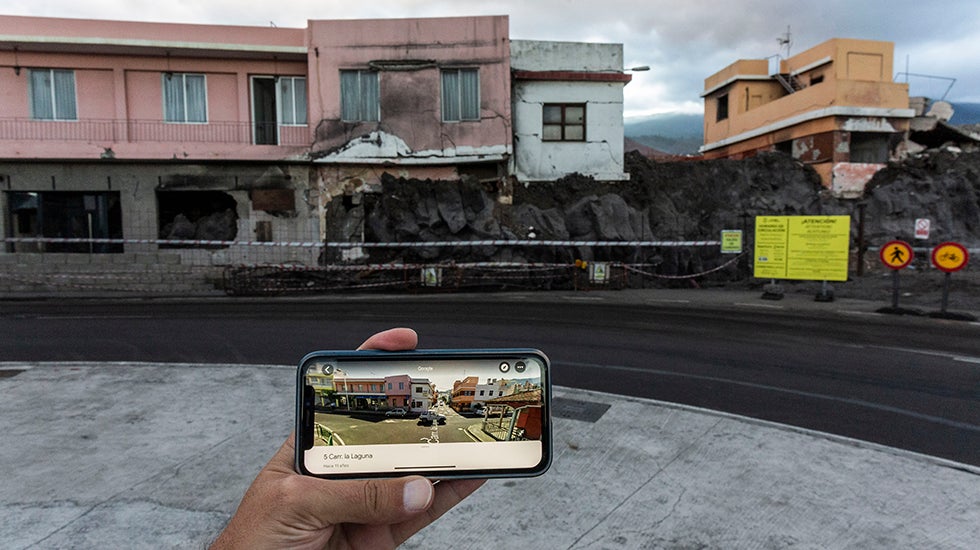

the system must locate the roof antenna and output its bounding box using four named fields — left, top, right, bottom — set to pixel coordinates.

left=777, top=26, right=792, bottom=58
